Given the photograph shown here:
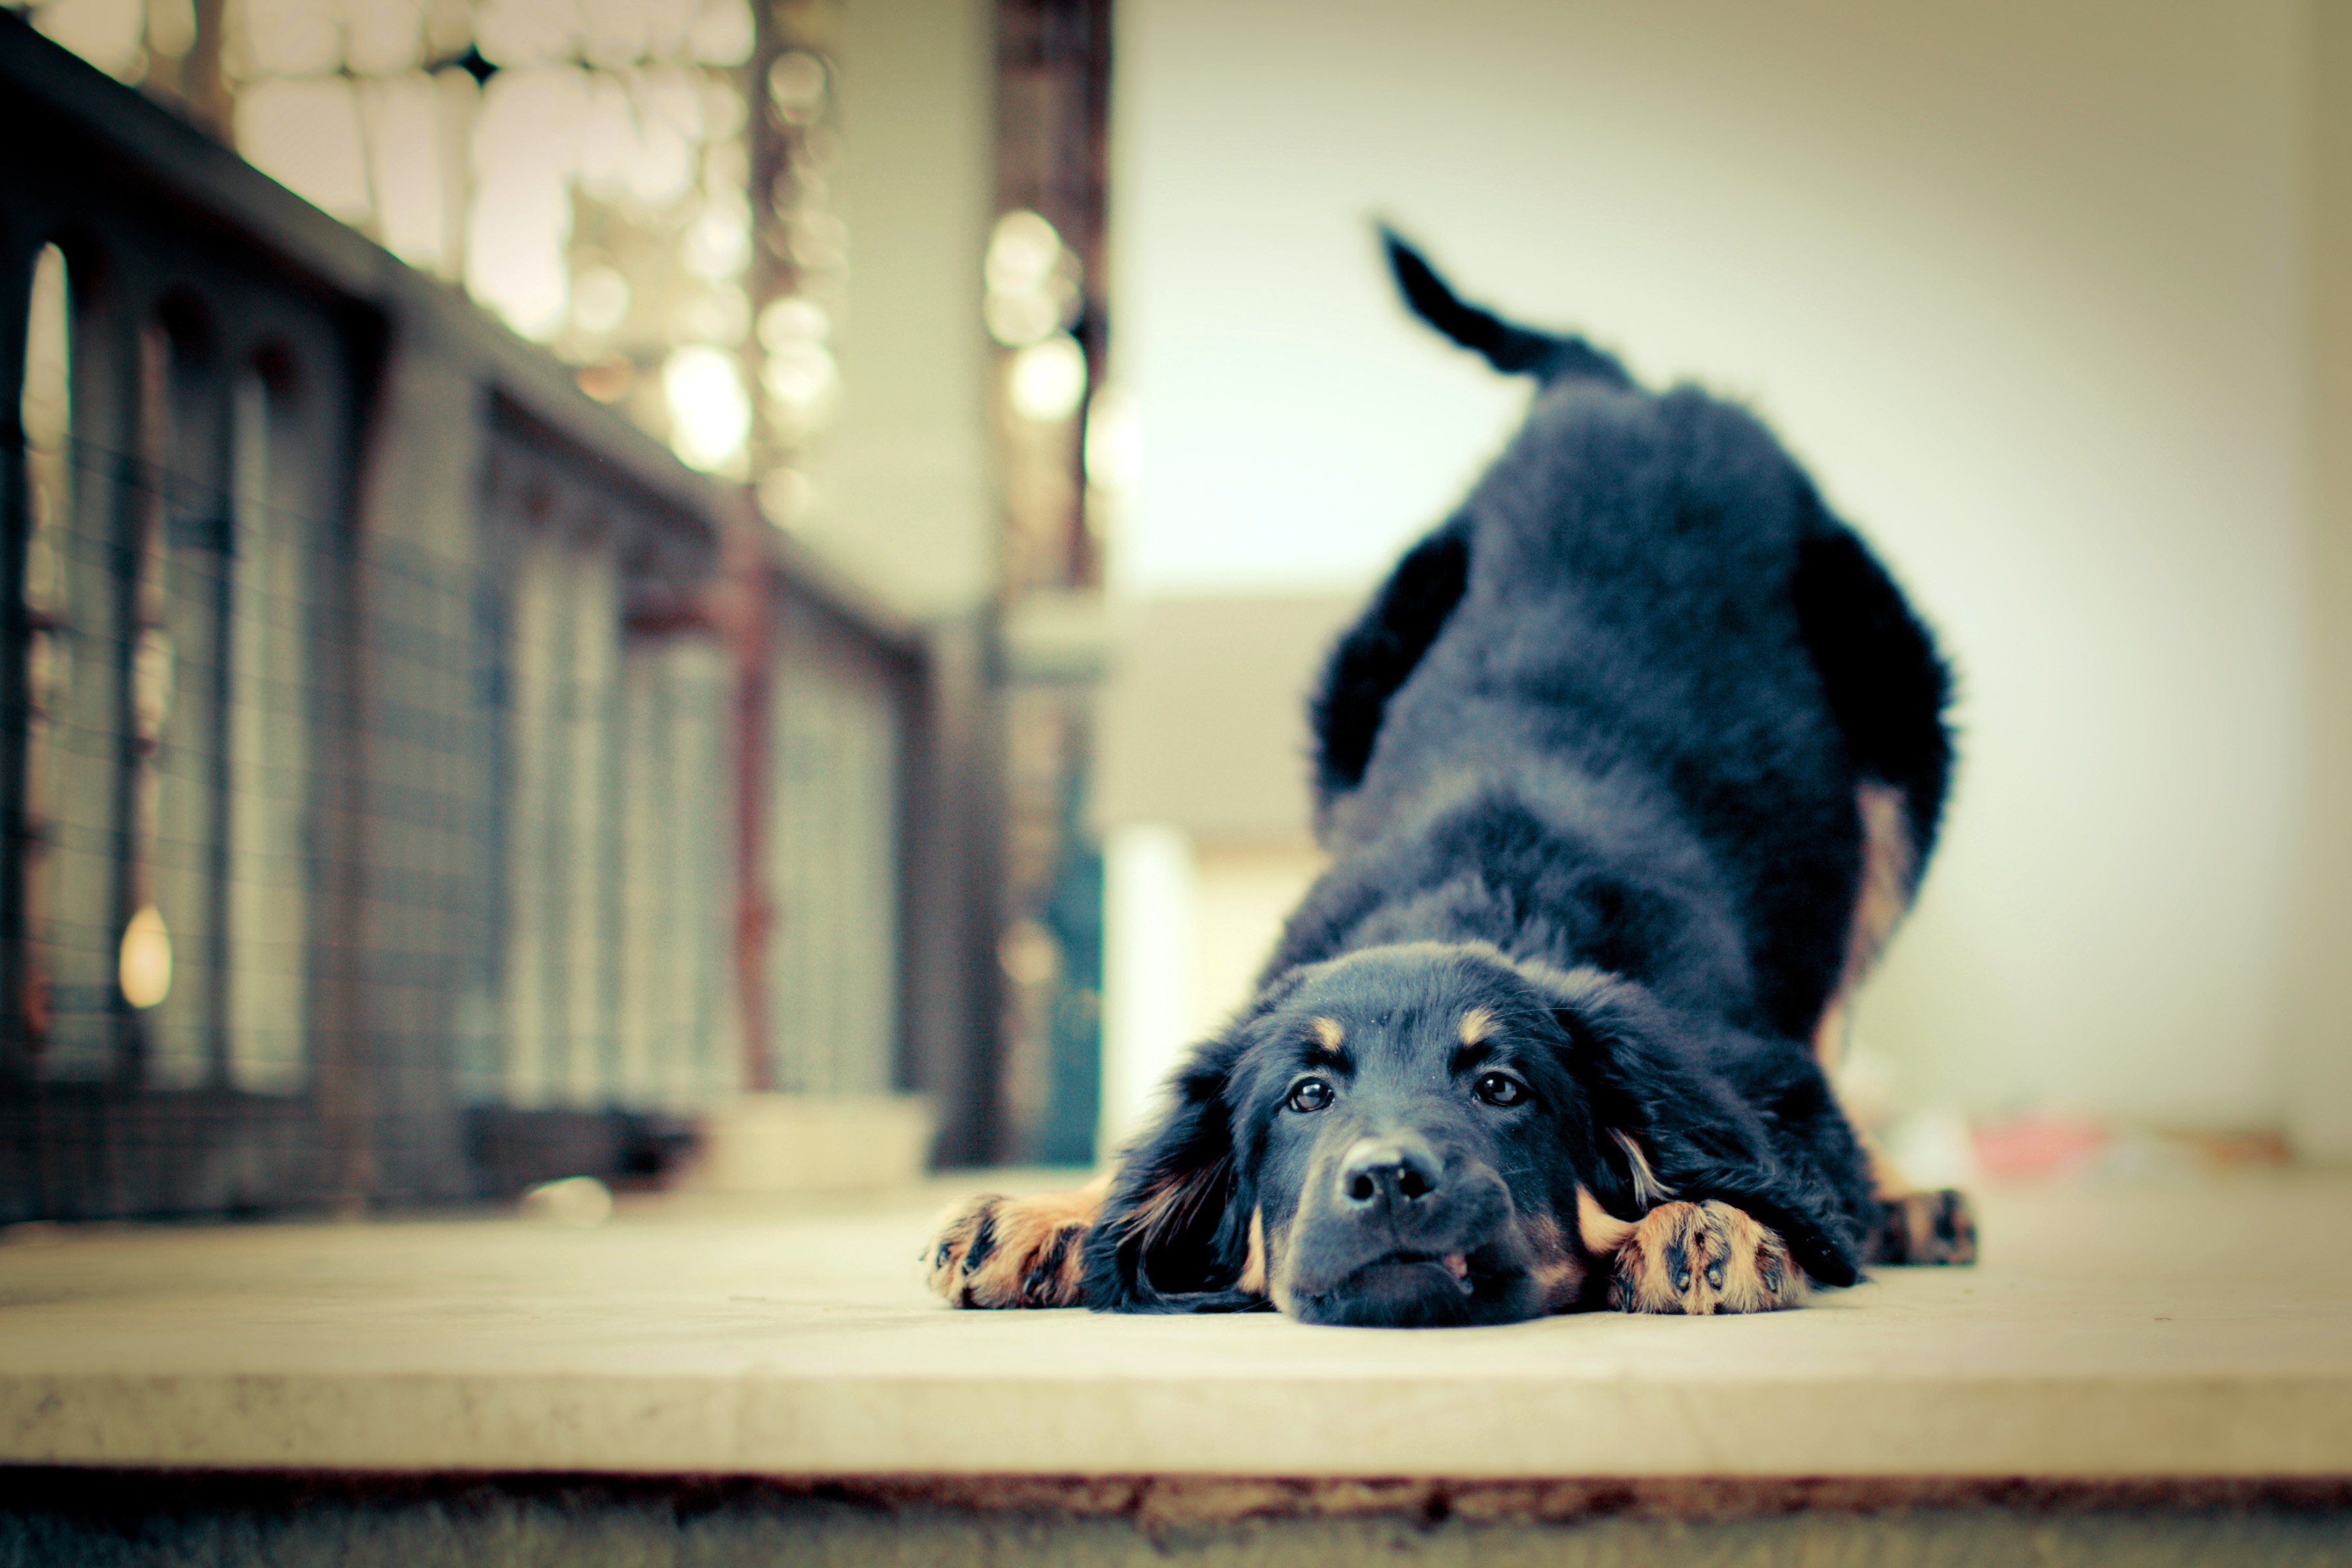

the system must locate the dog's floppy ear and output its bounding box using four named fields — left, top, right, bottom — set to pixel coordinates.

left=1080, top=1030, right=1265, bottom=1314
left=1546, top=972, right=1865, bottom=1287
left=1379, top=224, right=1633, bottom=389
